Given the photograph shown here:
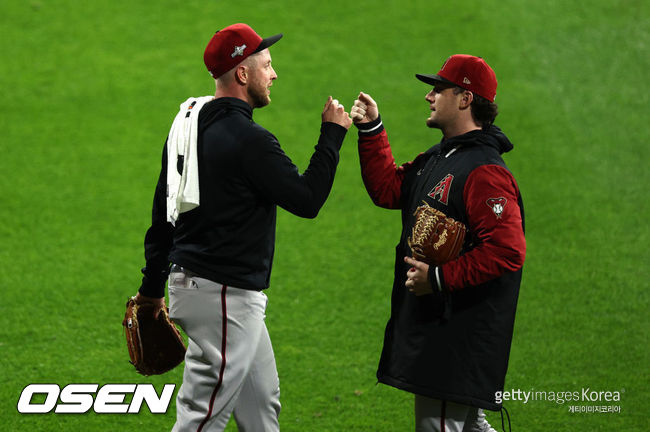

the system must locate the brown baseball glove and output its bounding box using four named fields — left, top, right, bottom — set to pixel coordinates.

left=122, top=297, right=186, bottom=376
left=407, top=201, right=467, bottom=266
